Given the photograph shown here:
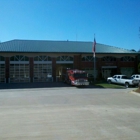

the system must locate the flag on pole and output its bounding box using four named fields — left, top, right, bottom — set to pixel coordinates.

left=92, top=37, right=96, bottom=57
